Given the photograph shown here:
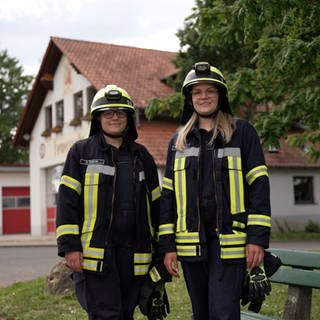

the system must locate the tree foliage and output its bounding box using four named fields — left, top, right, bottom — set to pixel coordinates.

left=146, top=0, right=320, bottom=160
left=0, top=50, right=32, bottom=163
